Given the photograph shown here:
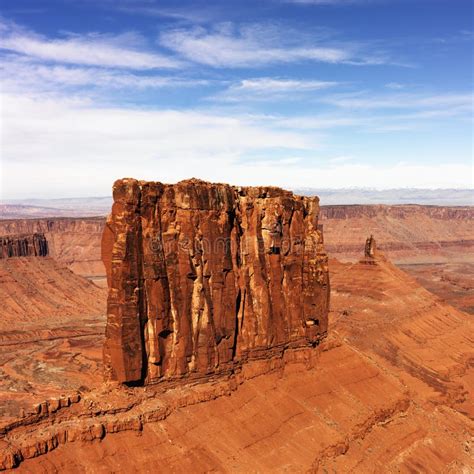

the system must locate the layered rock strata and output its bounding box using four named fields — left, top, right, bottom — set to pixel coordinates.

left=0, top=233, right=48, bottom=259
left=319, top=204, right=474, bottom=263
left=0, top=218, right=105, bottom=277
left=102, top=178, right=329, bottom=385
